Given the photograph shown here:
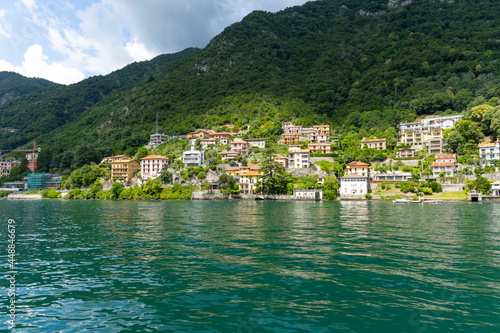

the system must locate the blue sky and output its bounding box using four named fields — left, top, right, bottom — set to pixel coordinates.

left=0, top=0, right=313, bottom=84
